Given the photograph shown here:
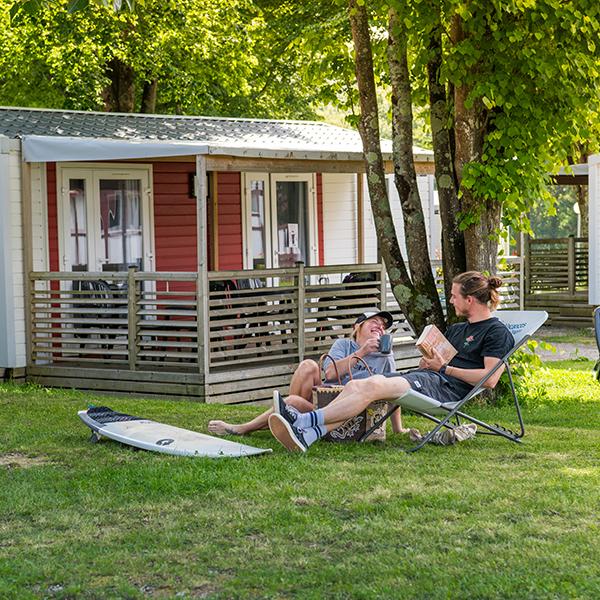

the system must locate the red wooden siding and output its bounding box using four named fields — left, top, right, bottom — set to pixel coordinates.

left=47, top=163, right=59, bottom=271
left=216, top=172, right=243, bottom=270
left=316, top=173, right=324, bottom=266
left=153, top=163, right=198, bottom=272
